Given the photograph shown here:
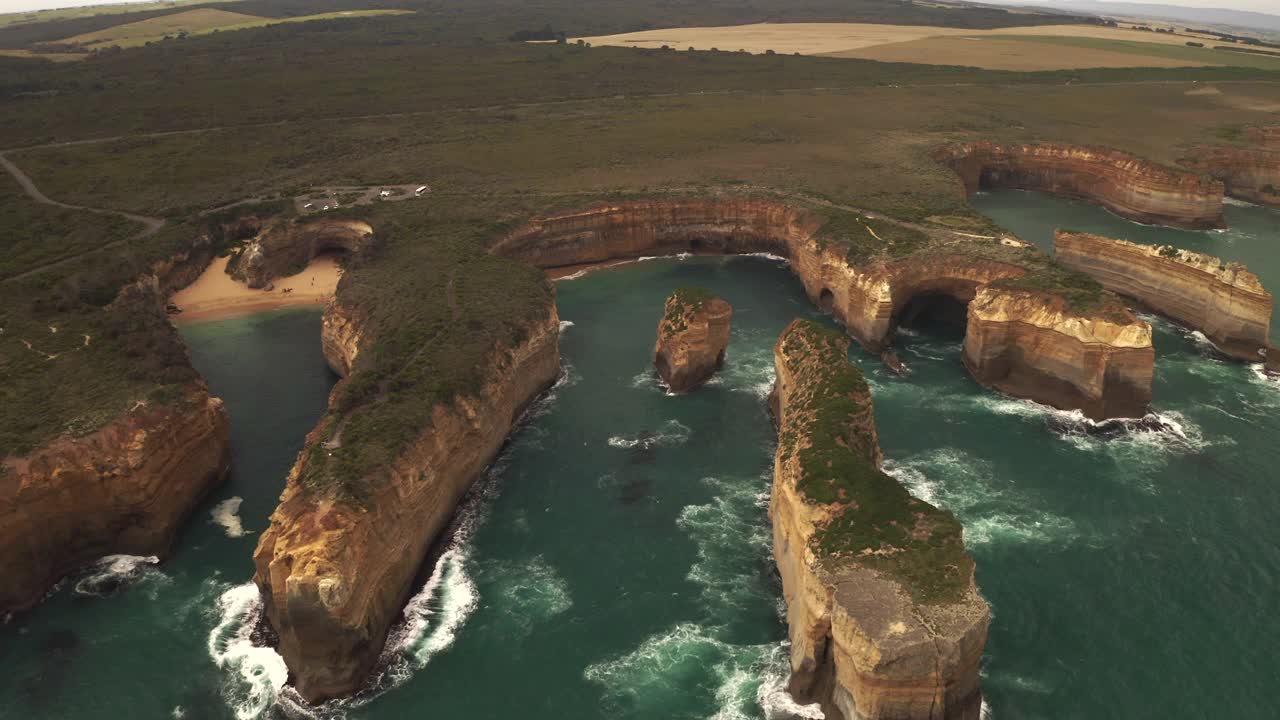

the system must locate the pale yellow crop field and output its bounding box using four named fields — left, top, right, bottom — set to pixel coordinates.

left=569, top=22, right=1272, bottom=71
